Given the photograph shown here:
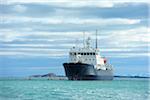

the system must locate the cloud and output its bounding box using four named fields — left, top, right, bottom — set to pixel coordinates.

left=0, top=52, right=66, bottom=58
left=0, top=26, right=149, bottom=58
left=0, top=43, right=75, bottom=48
left=2, top=0, right=149, bottom=6
left=0, top=1, right=149, bottom=59
left=105, top=27, right=150, bottom=43
left=0, top=0, right=115, bottom=8
left=0, top=48, right=67, bottom=58
left=13, top=5, right=27, bottom=13
left=2, top=15, right=141, bottom=25
left=0, top=26, right=149, bottom=43
left=100, top=48, right=147, bottom=52
left=105, top=53, right=150, bottom=58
